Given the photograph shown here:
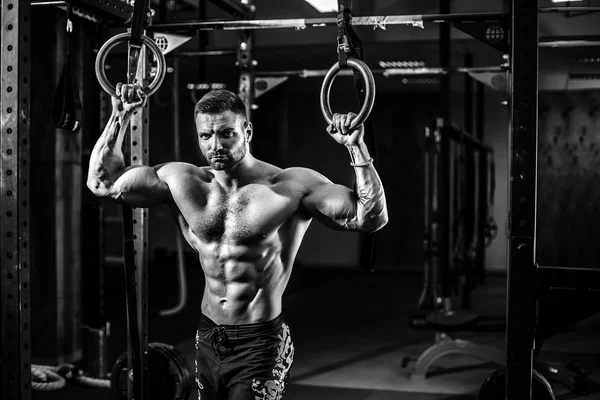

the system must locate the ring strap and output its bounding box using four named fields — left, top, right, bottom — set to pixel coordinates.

left=128, top=0, right=152, bottom=47
left=337, top=2, right=357, bottom=68
left=52, top=15, right=82, bottom=133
